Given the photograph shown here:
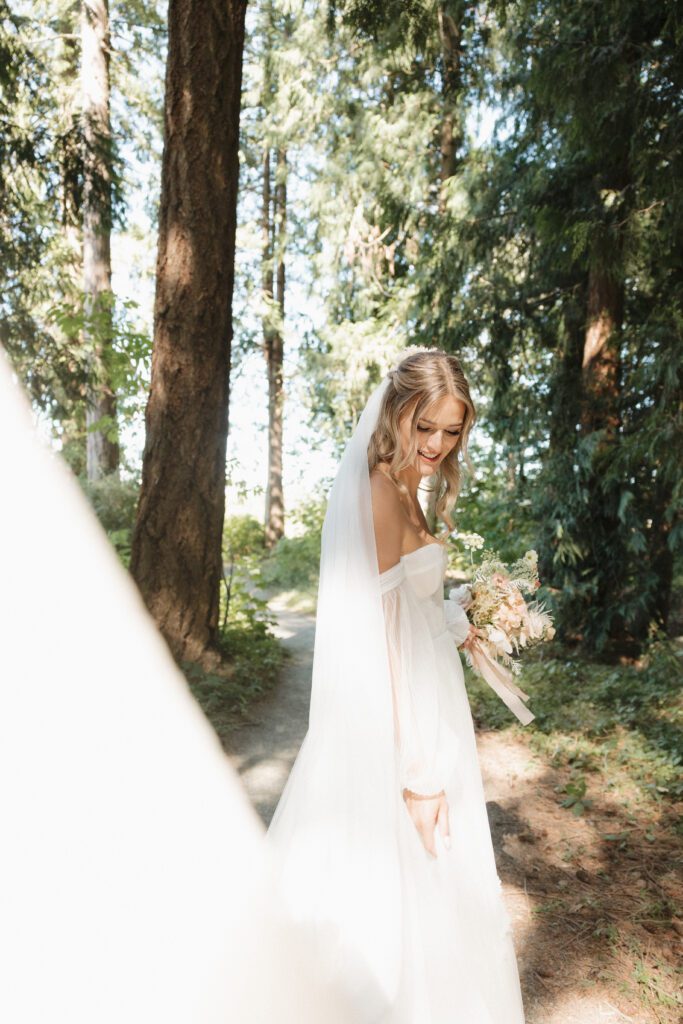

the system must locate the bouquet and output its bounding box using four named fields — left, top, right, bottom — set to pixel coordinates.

left=444, top=535, right=555, bottom=726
